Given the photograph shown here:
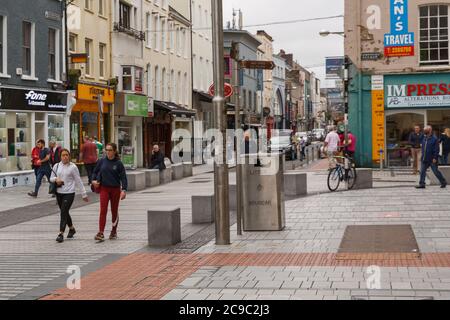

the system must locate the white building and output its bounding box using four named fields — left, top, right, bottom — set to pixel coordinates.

left=272, top=54, right=286, bottom=129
